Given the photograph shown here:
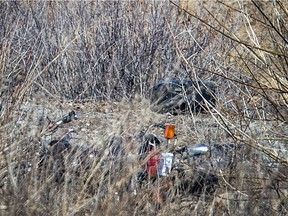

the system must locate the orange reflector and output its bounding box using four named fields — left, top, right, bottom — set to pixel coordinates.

left=164, top=125, right=175, bottom=139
